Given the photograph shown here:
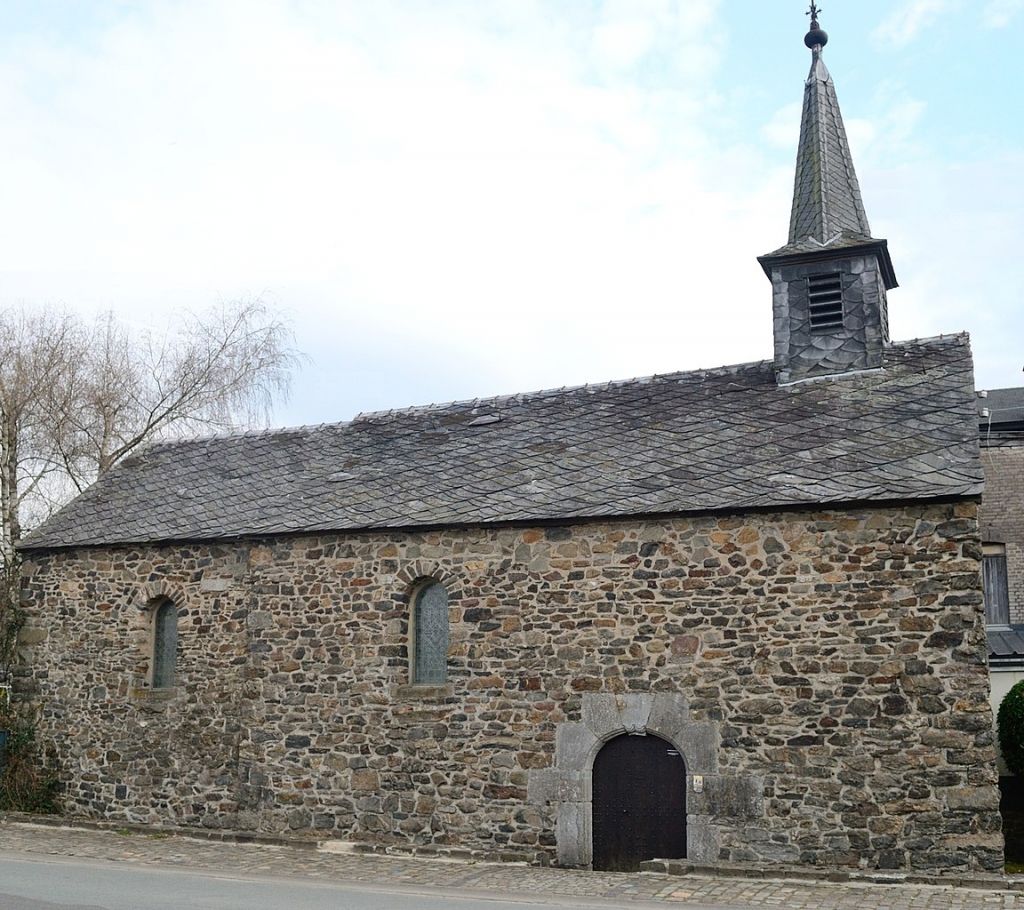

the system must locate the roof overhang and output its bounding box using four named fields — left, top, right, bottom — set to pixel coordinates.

left=757, top=238, right=898, bottom=291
